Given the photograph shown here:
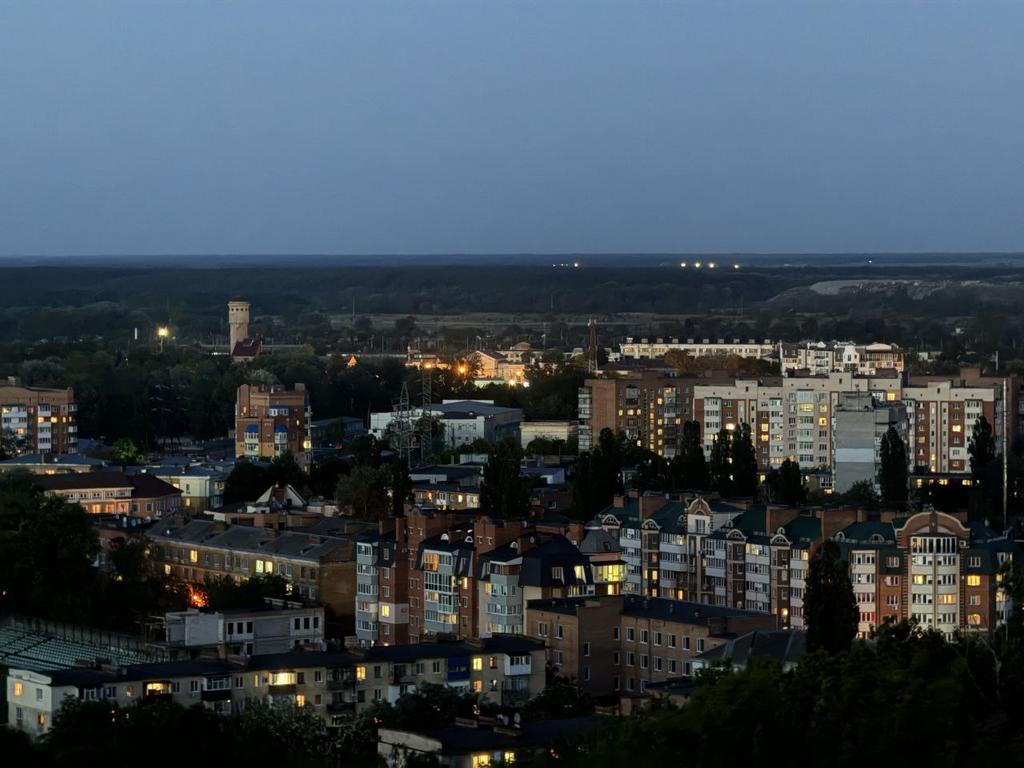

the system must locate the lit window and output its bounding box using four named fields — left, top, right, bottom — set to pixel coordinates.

left=472, top=657, right=483, bottom=671
left=296, top=694, right=306, bottom=707
left=380, top=605, right=391, bottom=618
left=355, top=666, right=366, bottom=681
left=13, top=682, right=23, bottom=697
left=189, top=550, right=198, bottom=563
